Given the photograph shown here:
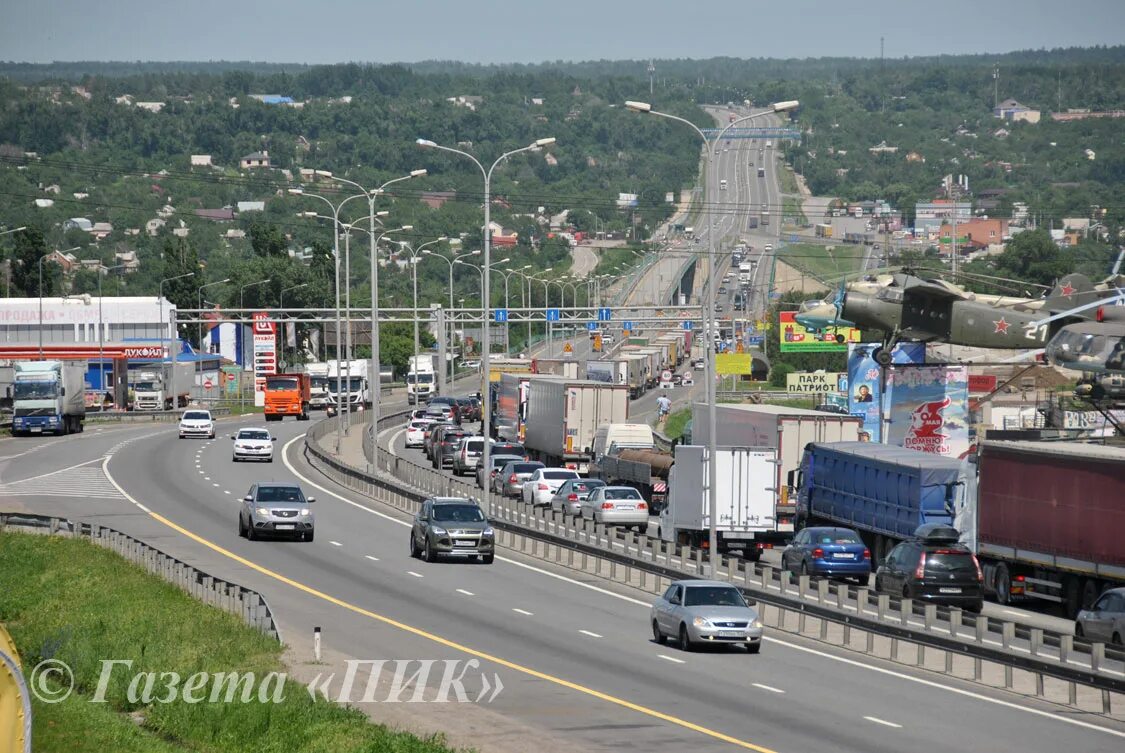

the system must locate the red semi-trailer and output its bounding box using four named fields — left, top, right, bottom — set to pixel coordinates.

left=972, top=440, right=1125, bottom=617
